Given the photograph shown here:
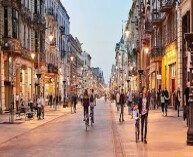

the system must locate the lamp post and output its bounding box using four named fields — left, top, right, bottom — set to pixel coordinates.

left=70, top=55, right=74, bottom=95
left=138, top=69, right=144, bottom=92
left=185, top=33, right=193, bottom=145
left=63, top=80, right=66, bottom=107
